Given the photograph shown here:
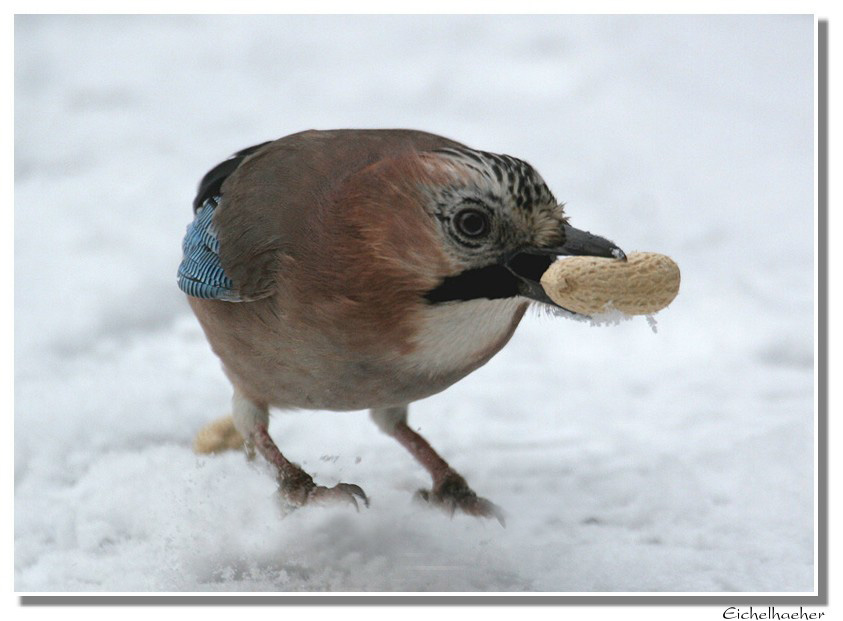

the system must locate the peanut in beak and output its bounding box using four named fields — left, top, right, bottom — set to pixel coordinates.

left=540, top=252, right=680, bottom=316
